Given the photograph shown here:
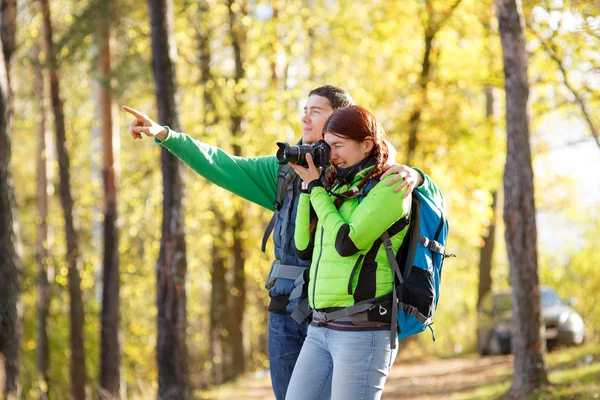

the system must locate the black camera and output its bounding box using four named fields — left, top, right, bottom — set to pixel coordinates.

left=275, top=140, right=331, bottom=167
